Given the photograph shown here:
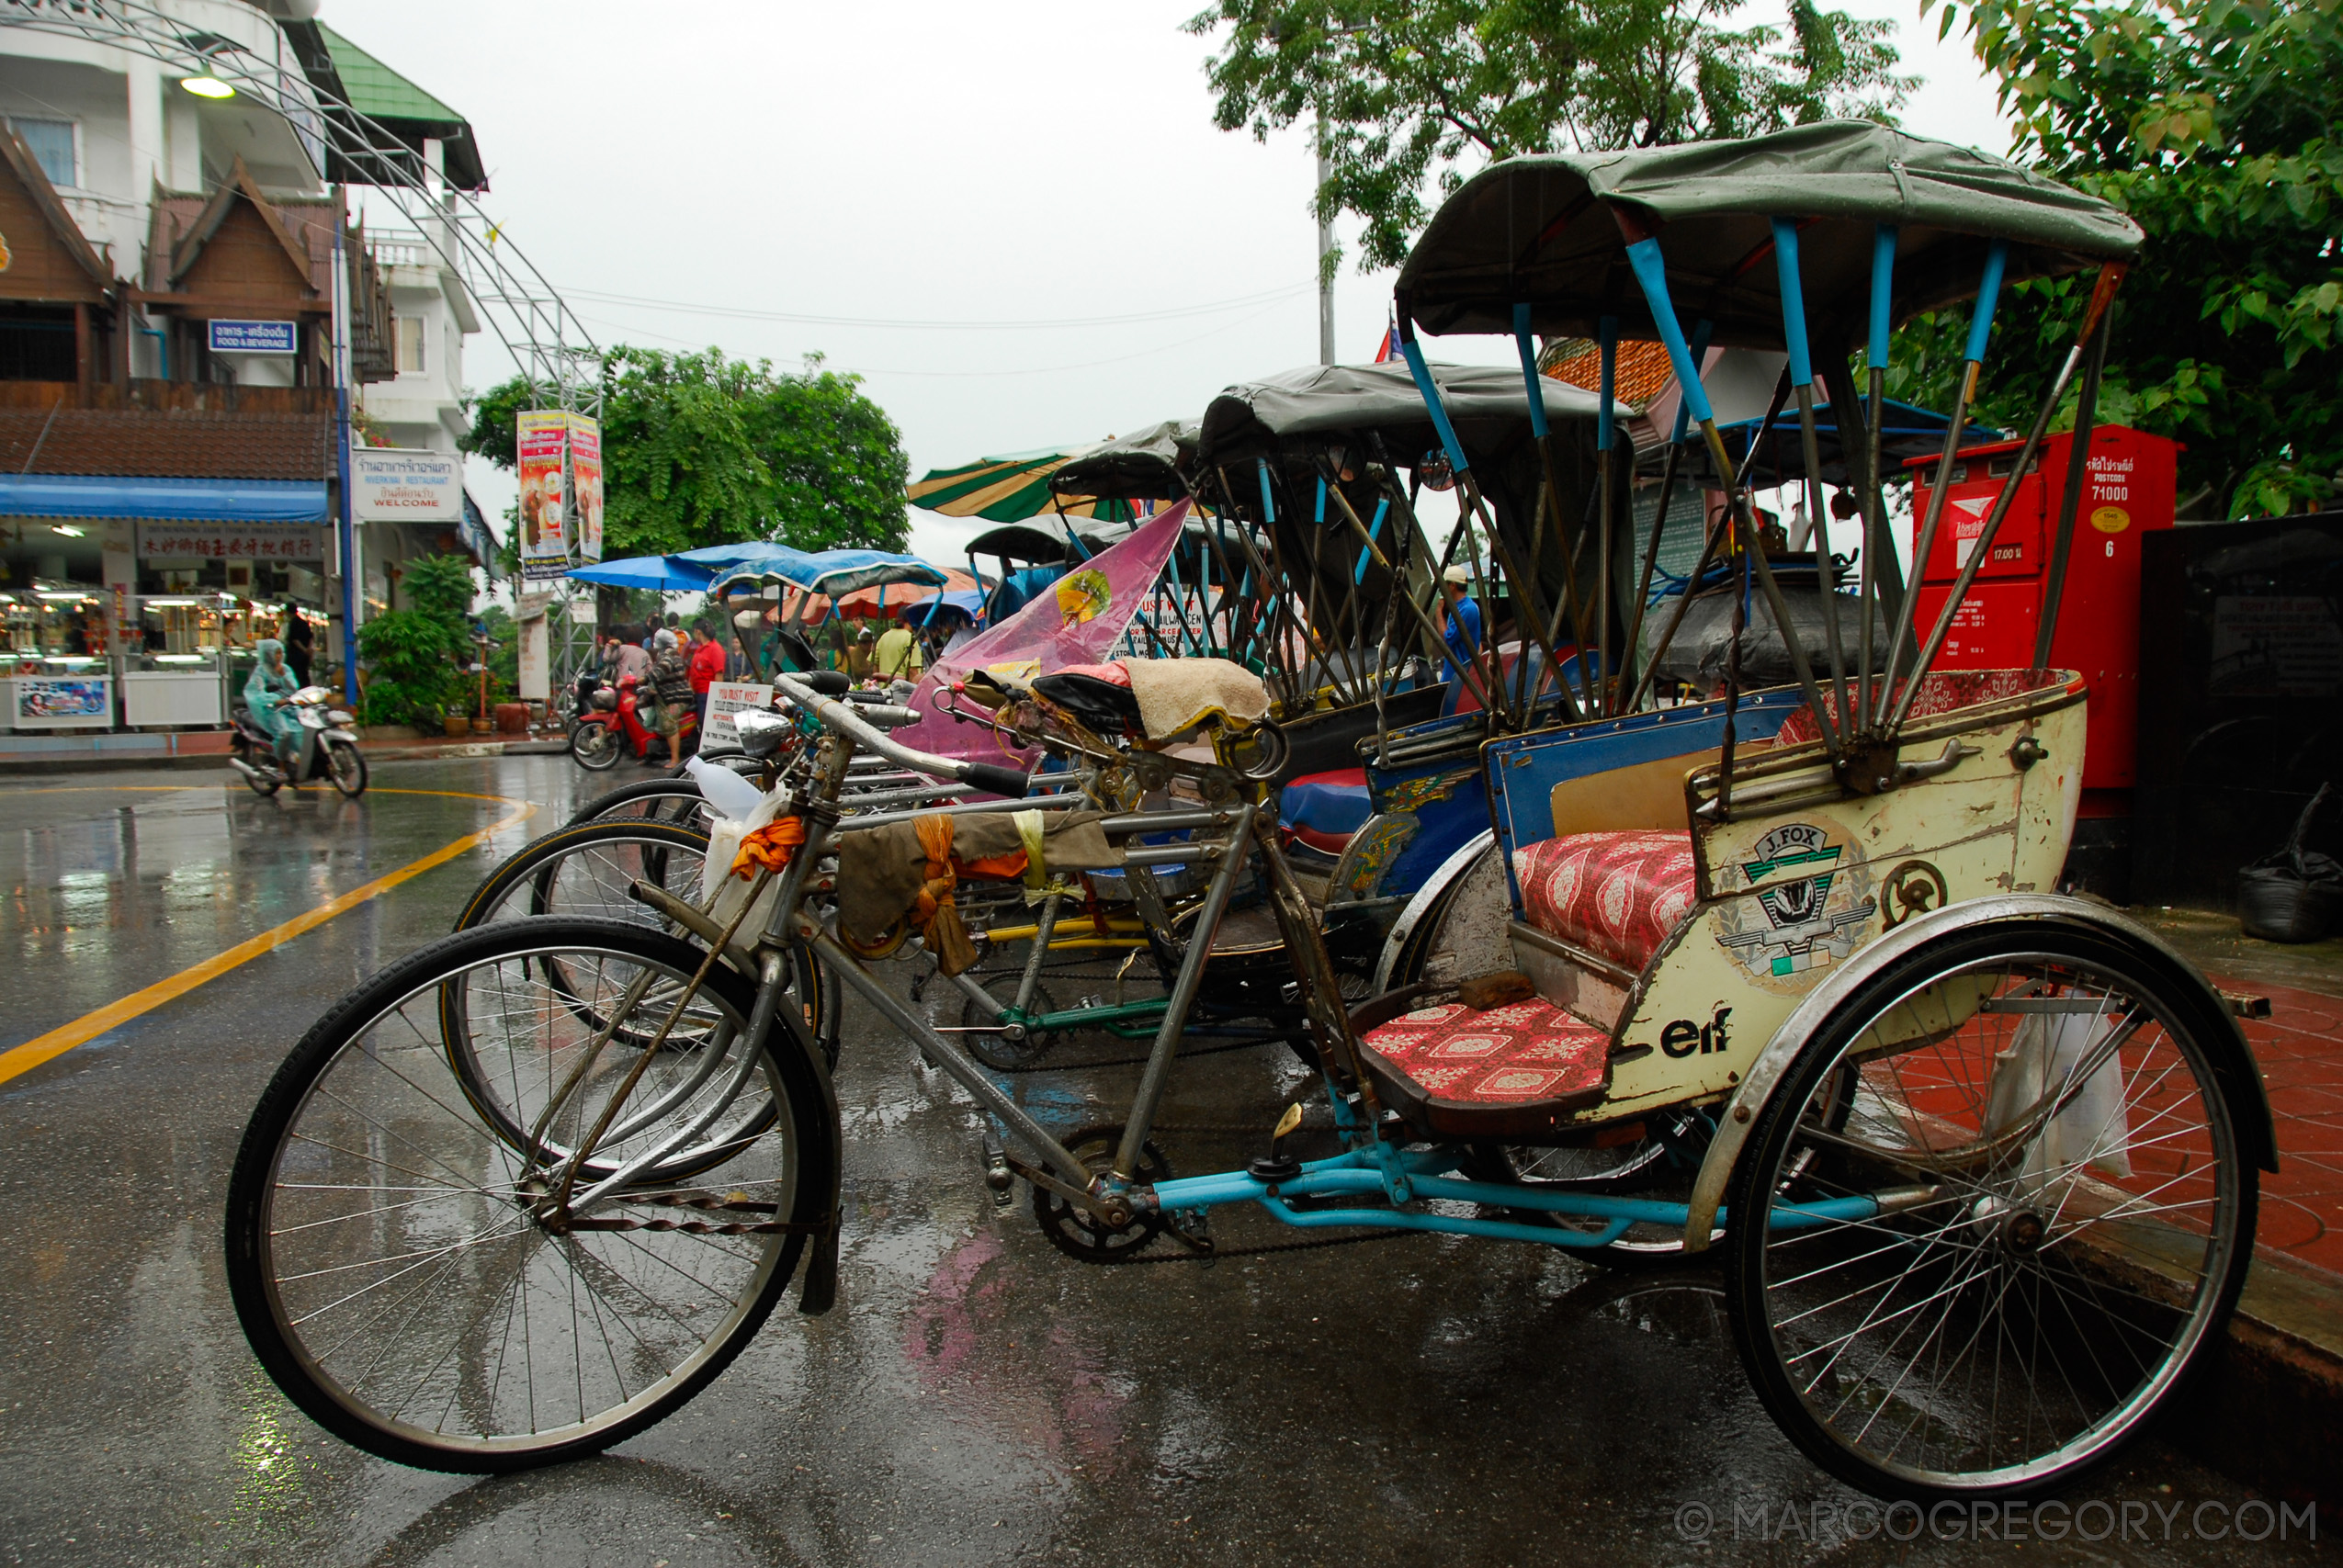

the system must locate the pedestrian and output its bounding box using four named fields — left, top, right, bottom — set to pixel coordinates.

left=1436, top=563, right=1483, bottom=716
left=651, top=631, right=696, bottom=761
left=612, top=625, right=652, bottom=685
left=282, top=603, right=313, bottom=685
left=874, top=615, right=920, bottom=682
left=688, top=621, right=727, bottom=743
